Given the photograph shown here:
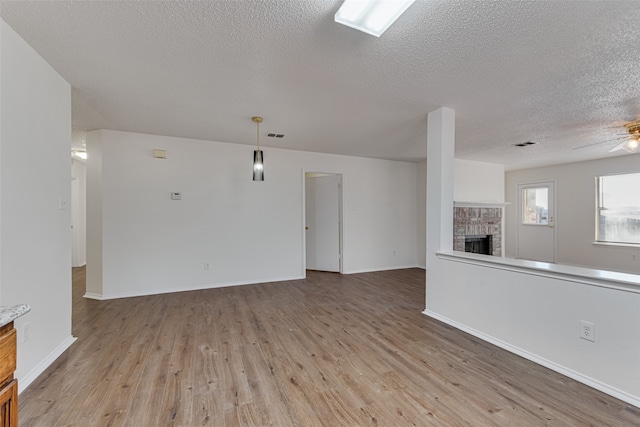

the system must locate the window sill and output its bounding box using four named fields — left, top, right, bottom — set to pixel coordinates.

left=592, top=241, right=640, bottom=248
